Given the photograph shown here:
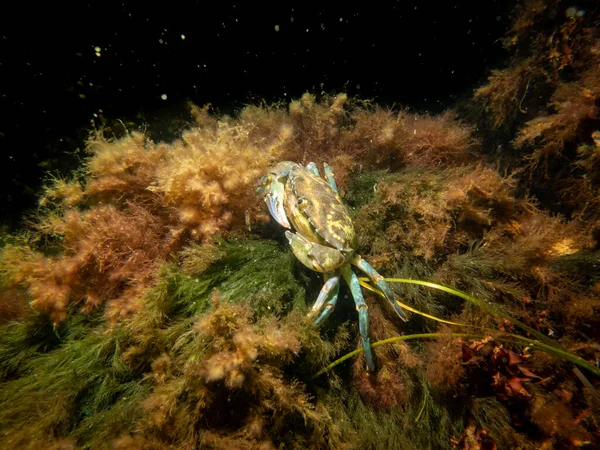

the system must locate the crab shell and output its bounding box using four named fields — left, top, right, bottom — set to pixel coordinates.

left=266, top=162, right=356, bottom=270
